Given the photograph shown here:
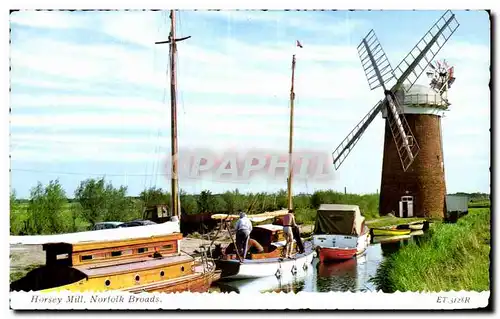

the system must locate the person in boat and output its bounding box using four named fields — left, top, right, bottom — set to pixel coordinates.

left=283, top=209, right=298, bottom=258
left=291, top=216, right=305, bottom=254
left=235, top=212, right=252, bottom=259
